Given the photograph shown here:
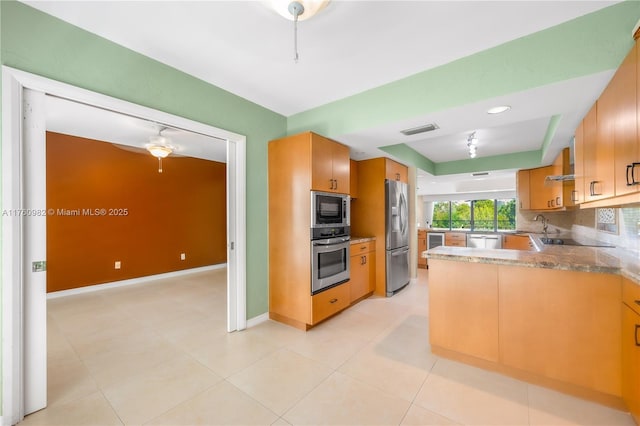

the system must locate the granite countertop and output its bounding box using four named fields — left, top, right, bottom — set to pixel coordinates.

left=350, top=236, right=376, bottom=244
left=425, top=234, right=640, bottom=285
